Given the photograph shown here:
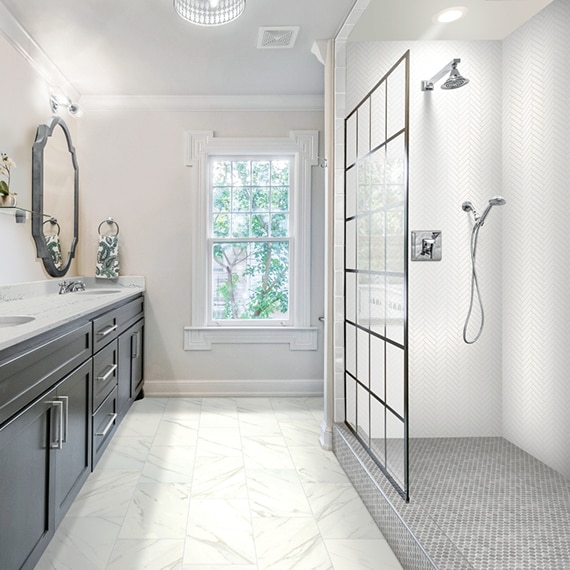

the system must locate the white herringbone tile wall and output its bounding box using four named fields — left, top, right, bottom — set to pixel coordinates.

left=346, top=41, right=503, bottom=438
left=502, top=0, right=570, bottom=478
